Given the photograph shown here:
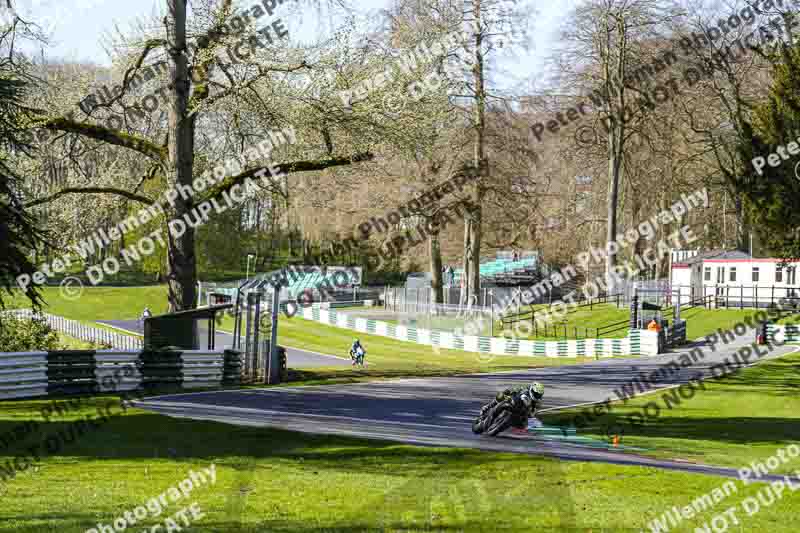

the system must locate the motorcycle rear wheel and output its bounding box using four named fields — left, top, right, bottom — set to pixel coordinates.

left=486, top=410, right=514, bottom=436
